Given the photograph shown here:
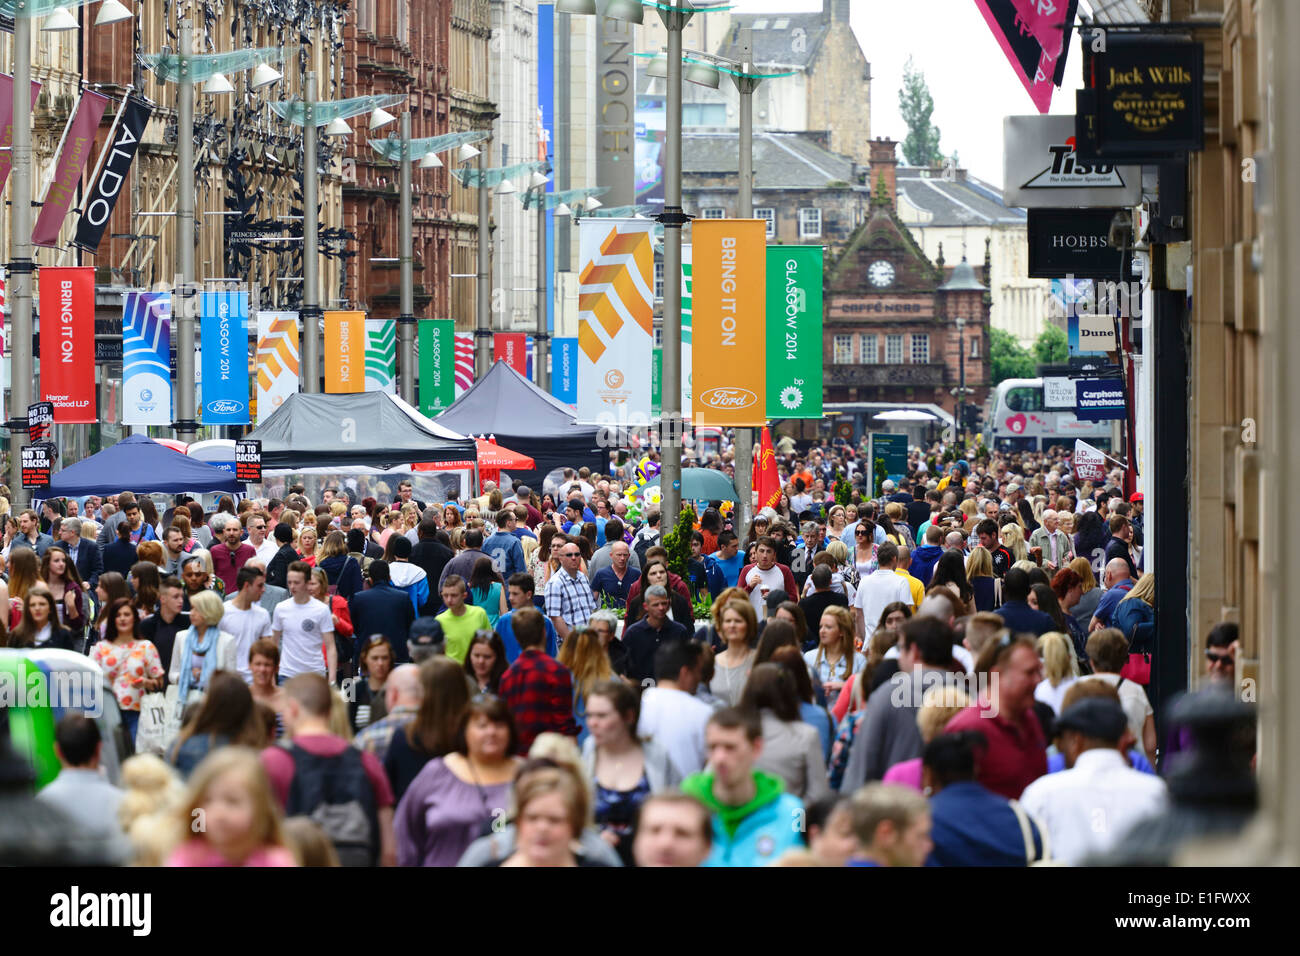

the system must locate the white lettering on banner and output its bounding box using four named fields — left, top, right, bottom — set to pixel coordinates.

left=85, top=122, right=139, bottom=225
left=720, top=237, right=737, bottom=346
left=339, top=321, right=352, bottom=382
left=218, top=299, right=232, bottom=380
left=431, top=332, right=442, bottom=388
left=785, top=258, right=801, bottom=360
left=60, top=280, right=75, bottom=363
